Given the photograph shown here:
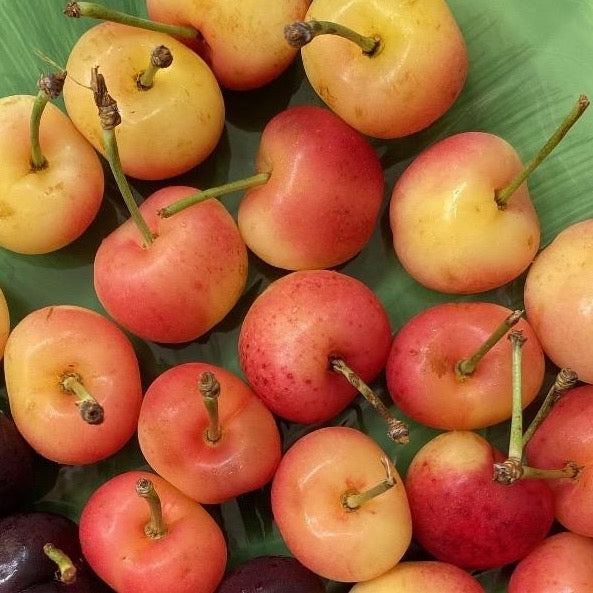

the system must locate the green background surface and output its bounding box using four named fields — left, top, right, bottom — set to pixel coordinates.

left=0, top=1, right=592, bottom=592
